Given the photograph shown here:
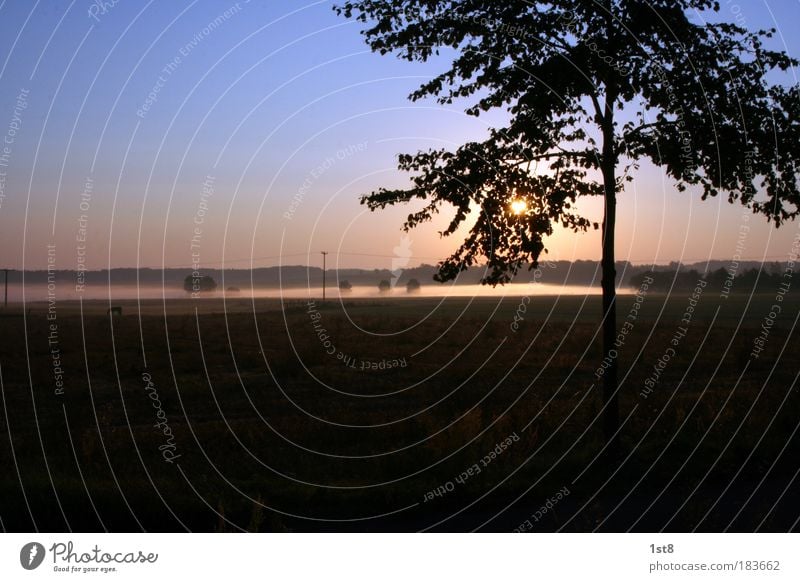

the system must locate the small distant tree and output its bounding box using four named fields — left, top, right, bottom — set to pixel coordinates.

left=406, top=278, right=421, bottom=293
left=378, top=279, right=391, bottom=292
left=339, top=280, right=353, bottom=291
left=184, top=274, right=217, bottom=294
